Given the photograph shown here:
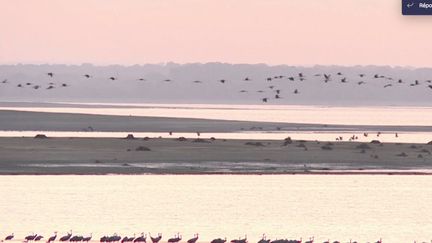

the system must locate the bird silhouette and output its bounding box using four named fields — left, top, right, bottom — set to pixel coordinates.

left=59, top=231, right=72, bottom=242
left=133, top=233, right=146, bottom=243
left=84, top=74, right=92, bottom=78
left=82, top=234, right=92, bottom=242
left=211, top=238, right=227, bottom=243
left=187, top=234, right=199, bottom=243
left=109, top=77, right=116, bottom=81
left=35, top=236, right=44, bottom=241
left=47, top=232, right=57, bottom=243
left=149, top=233, right=162, bottom=243
left=167, top=233, right=181, bottom=243
left=5, top=234, right=14, bottom=241
left=257, top=234, right=270, bottom=243
left=47, top=72, right=54, bottom=77
left=25, top=233, right=38, bottom=241
left=262, top=98, right=268, bottom=103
